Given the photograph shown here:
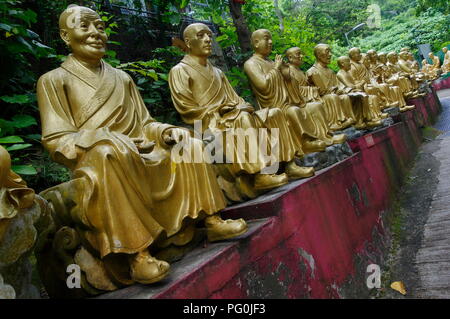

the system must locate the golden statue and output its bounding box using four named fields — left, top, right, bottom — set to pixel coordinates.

left=398, top=50, right=427, bottom=86
left=36, top=5, right=247, bottom=290
left=337, top=56, right=387, bottom=126
left=169, top=23, right=315, bottom=199
left=282, top=47, right=346, bottom=144
left=428, top=52, right=441, bottom=71
left=306, top=44, right=360, bottom=130
left=244, top=30, right=338, bottom=157
left=0, top=146, right=44, bottom=298
left=349, top=48, right=413, bottom=112
left=442, top=47, right=450, bottom=74
left=386, top=51, right=422, bottom=104
left=421, top=59, right=438, bottom=80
